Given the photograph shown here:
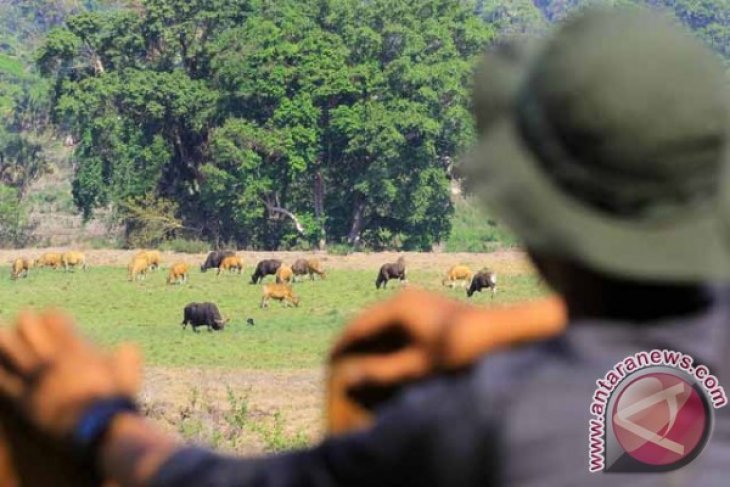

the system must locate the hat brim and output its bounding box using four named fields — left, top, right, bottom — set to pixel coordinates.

left=459, top=115, right=730, bottom=282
